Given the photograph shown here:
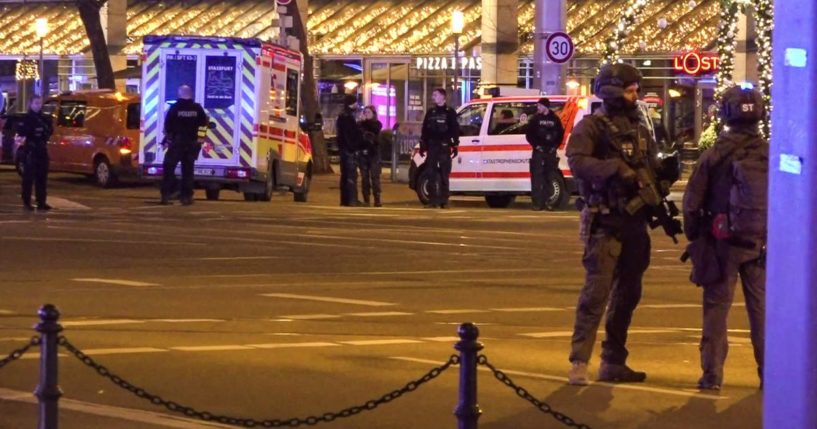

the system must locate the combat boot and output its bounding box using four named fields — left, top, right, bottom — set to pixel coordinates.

left=567, top=361, right=589, bottom=386
left=597, top=362, right=646, bottom=383
left=697, top=374, right=721, bottom=391
left=374, top=195, right=382, bottom=207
